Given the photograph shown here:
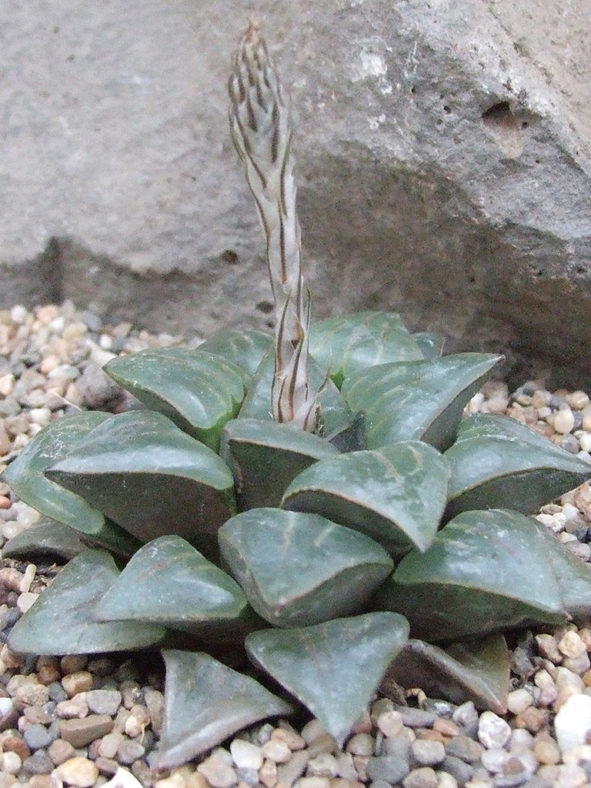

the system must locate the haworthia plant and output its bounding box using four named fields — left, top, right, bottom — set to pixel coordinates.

left=3, top=22, right=591, bottom=770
